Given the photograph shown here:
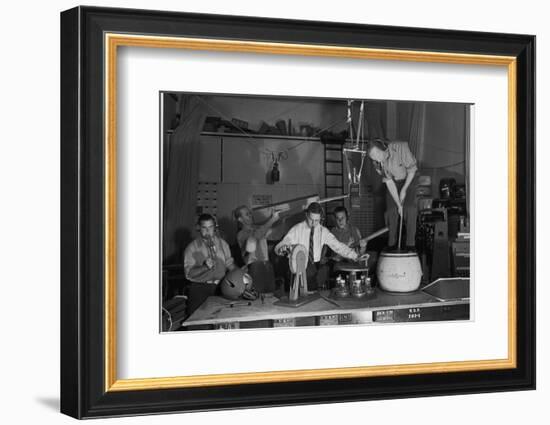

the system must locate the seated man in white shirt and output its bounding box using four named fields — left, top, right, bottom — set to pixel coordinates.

left=275, top=202, right=367, bottom=290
